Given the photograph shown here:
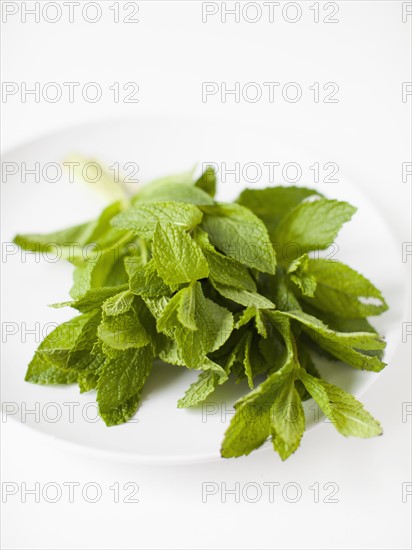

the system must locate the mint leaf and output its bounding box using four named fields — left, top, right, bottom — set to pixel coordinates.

left=222, top=315, right=305, bottom=459
left=14, top=222, right=96, bottom=261
left=100, top=392, right=143, bottom=426
left=132, top=169, right=214, bottom=205
left=15, top=201, right=127, bottom=264
left=221, top=365, right=304, bottom=459
left=194, top=166, right=216, bottom=198
left=53, top=285, right=128, bottom=313
left=97, top=345, right=154, bottom=426
left=25, top=313, right=98, bottom=383
left=302, top=259, right=388, bottom=318
left=15, top=165, right=389, bottom=459
left=201, top=248, right=257, bottom=292
left=98, top=304, right=149, bottom=350
left=127, top=258, right=171, bottom=298
left=67, top=311, right=101, bottom=370
left=158, top=282, right=233, bottom=369
left=210, top=281, right=276, bottom=309
left=153, top=223, right=209, bottom=285
left=77, top=354, right=106, bottom=393
left=102, top=290, right=134, bottom=316
left=281, top=310, right=386, bottom=372
left=266, top=269, right=302, bottom=311
left=34, top=314, right=94, bottom=370
left=156, top=291, right=182, bottom=333
left=111, top=202, right=203, bottom=239
left=237, top=186, right=320, bottom=236
left=25, top=355, right=78, bottom=385
left=177, top=370, right=221, bottom=408
left=270, top=369, right=305, bottom=460
left=177, top=284, right=197, bottom=330
left=273, top=199, right=356, bottom=261
left=287, top=254, right=317, bottom=297
left=298, top=369, right=382, bottom=437
left=70, top=251, right=116, bottom=299
left=235, top=306, right=269, bottom=338
left=201, top=203, right=276, bottom=274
